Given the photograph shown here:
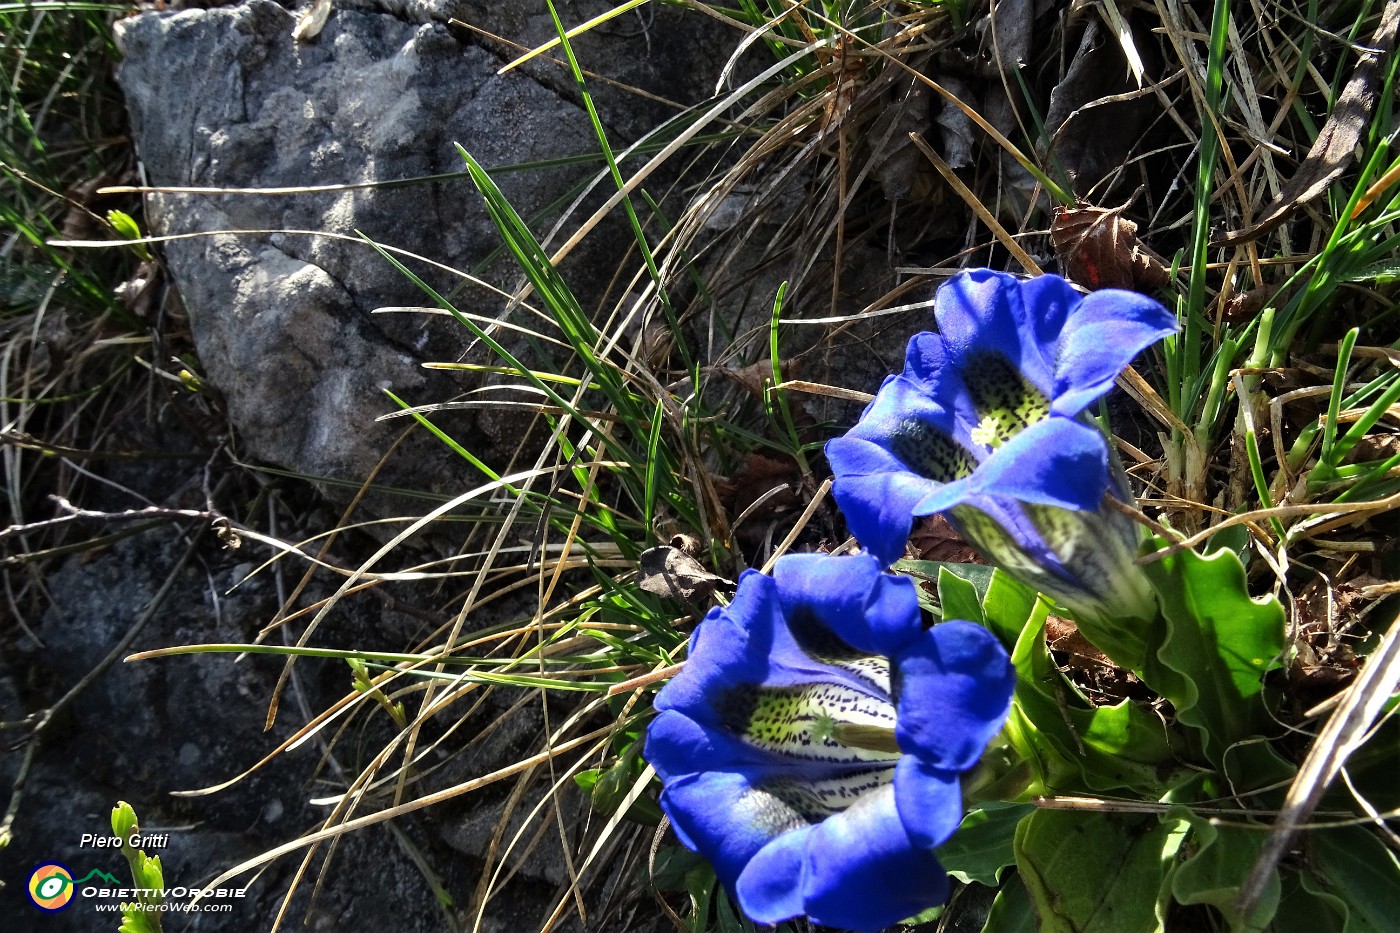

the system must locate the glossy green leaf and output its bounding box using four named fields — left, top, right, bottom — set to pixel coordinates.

left=107, top=208, right=141, bottom=240
left=1015, top=809, right=1186, bottom=933
left=902, top=904, right=943, bottom=926
left=1306, top=827, right=1400, bottom=933
left=1270, top=872, right=1347, bottom=933
left=937, top=564, right=986, bottom=625
left=997, top=705, right=1078, bottom=798
left=938, top=803, right=1034, bottom=886
left=998, top=597, right=1077, bottom=788
left=140, top=854, right=164, bottom=893
left=1142, top=541, right=1285, bottom=764
left=983, top=872, right=1036, bottom=933
left=714, top=886, right=751, bottom=933
left=576, top=746, right=663, bottom=824
left=1219, top=740, right=1296, bottom=801
left=1004, top=603, right=1178, bottom=794
left=1169, top=808, right=1278, bottom=932
left=1201, top=521, right=1250, bottom=558
left=981, top=567, right=1039, bottom=650
left=1330, top=714, right=1400, bottom=814
left=646, top=845, right=704, bottom=891
left=897, top=559, right=995, bottom=602
left=685, top=863, right=717, bottom=933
